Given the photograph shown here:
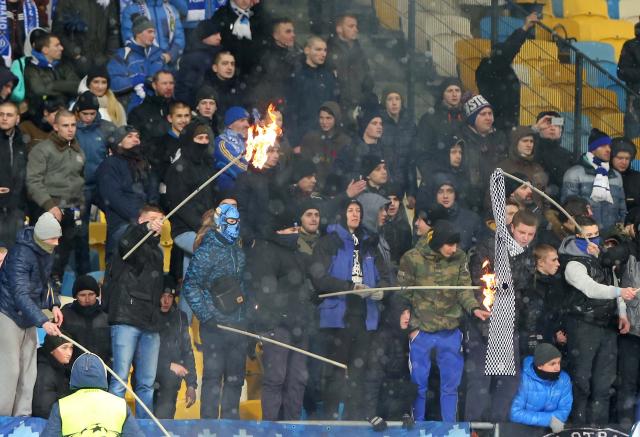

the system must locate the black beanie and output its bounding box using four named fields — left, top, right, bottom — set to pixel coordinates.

left=196, top=16, right=223, bottom=40
left=357, top=105, right=383, bottom=138
left=361, top=154, right=384, bottom=178
left=428, top=220, right=460, bottom=251
left=534, top=343, right=561, bottom=367
left=385, top=182, right=403, bottom=198
left=72, top=274, right=100, bottom=298
left=75, top=91, right=99, bottom=112
left=86, top=64, right=110, bottom=89
left=297, top=198, right=322, bottom=221
left=163, top=274, right=177, bottom=295
left=291, top=159, right=317, bottom=183
left=504, top=172, right=530, bottom=198
left=43, top=334, right=71, bottom=354
left=611, top=137, right=637, bottom=161
left=439, top=77, right=463, bottom=99
left=195, top=85, right=218, bottom=105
